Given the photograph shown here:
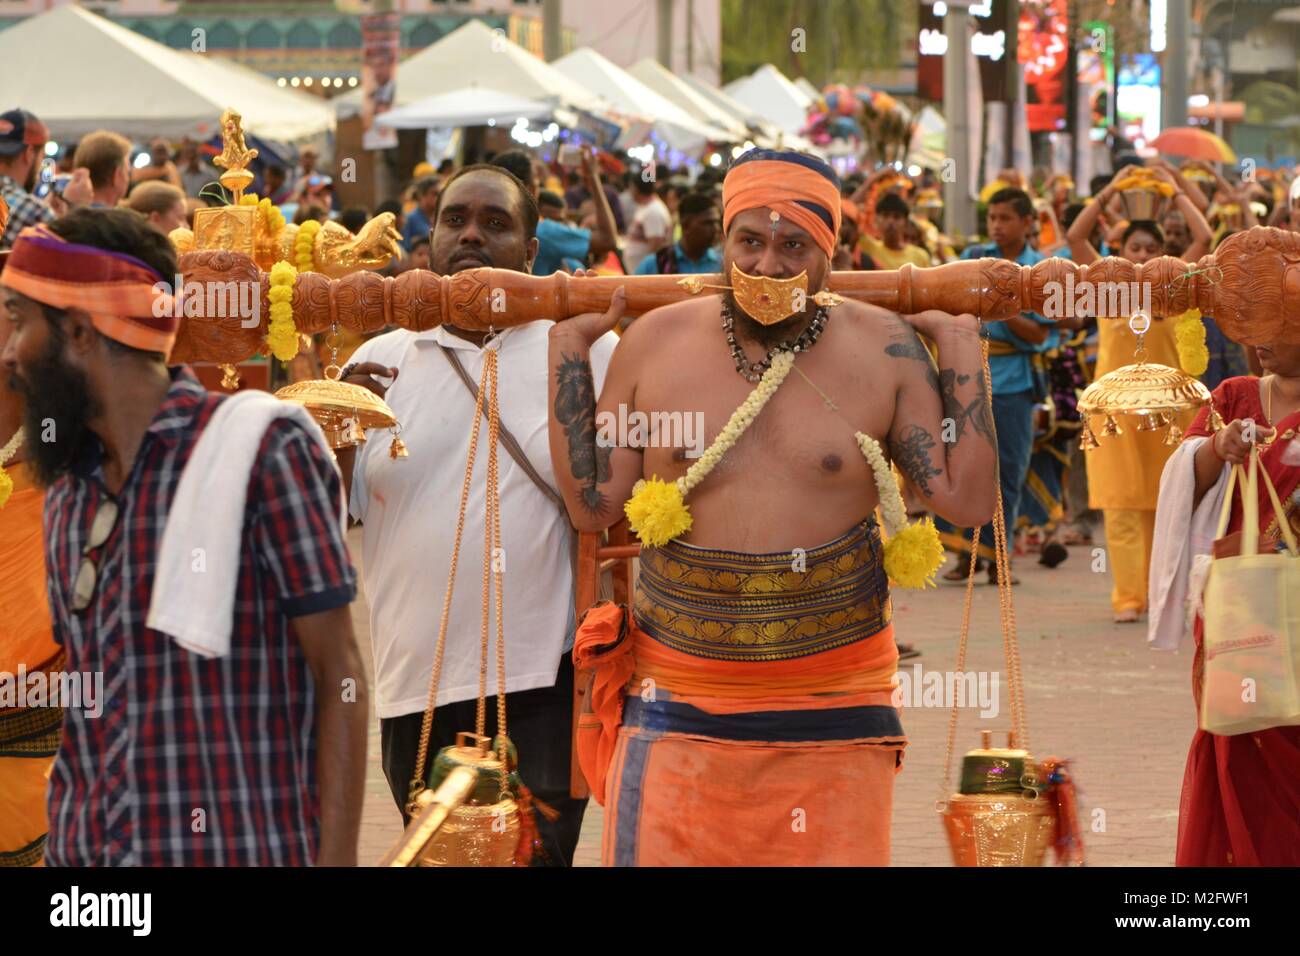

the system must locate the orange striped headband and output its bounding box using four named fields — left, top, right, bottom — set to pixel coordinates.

left=2, top=224, right=178, bottom=355
left=723, top=150, right=842, bottom=260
